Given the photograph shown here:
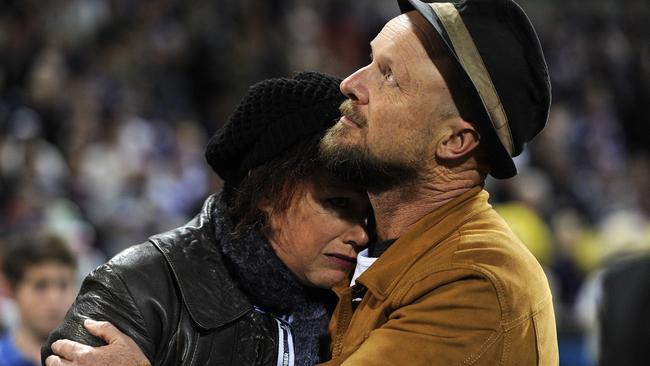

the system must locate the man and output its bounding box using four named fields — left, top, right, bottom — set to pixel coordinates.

left=317, top=0, right=557, bottom=363
left=0, top=234, right=77, bottom=366
left=45, top=0, right=558, bottom=364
